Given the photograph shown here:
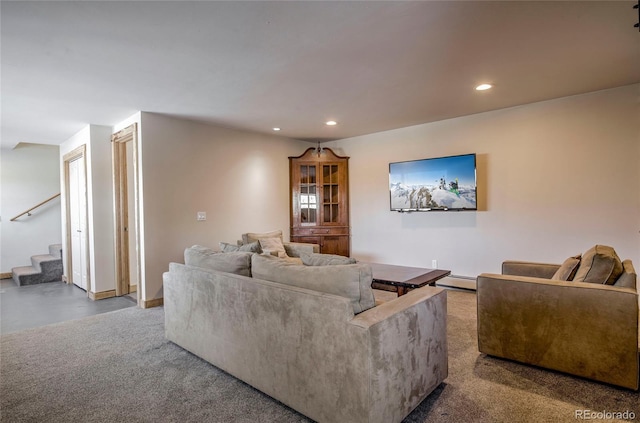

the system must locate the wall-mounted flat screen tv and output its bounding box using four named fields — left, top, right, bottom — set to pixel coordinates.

left=389, top=153, right=477, bottom=211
